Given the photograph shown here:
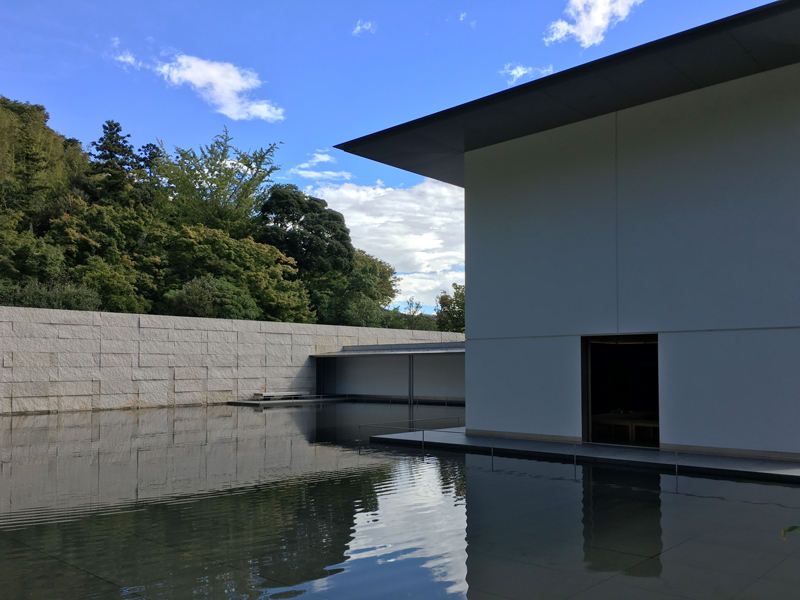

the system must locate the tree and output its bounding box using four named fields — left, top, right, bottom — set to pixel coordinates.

left=435, top=283, right=465, bottom=333
left=311, top=250, right=401, bottom=327
left=160, top=224, right=314, bottom=323
left=257, top=184, right=355, bottom=274
left=164, top=275, right=261, bottom=320
left=156, top=128, right=278, bottom=238
left=403, top=297, right=436, bottom=331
